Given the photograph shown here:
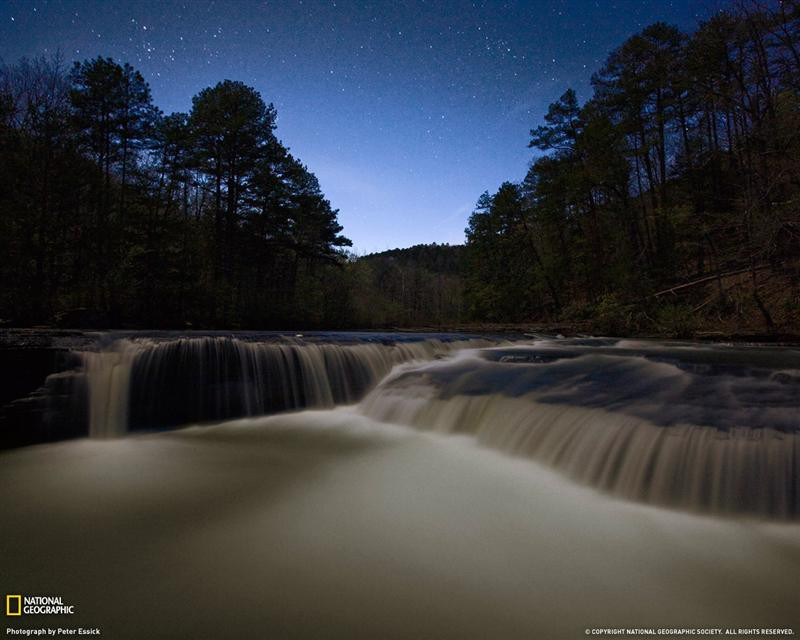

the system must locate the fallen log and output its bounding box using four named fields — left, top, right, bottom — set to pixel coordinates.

left=652, top=265, right=770, bottom=298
